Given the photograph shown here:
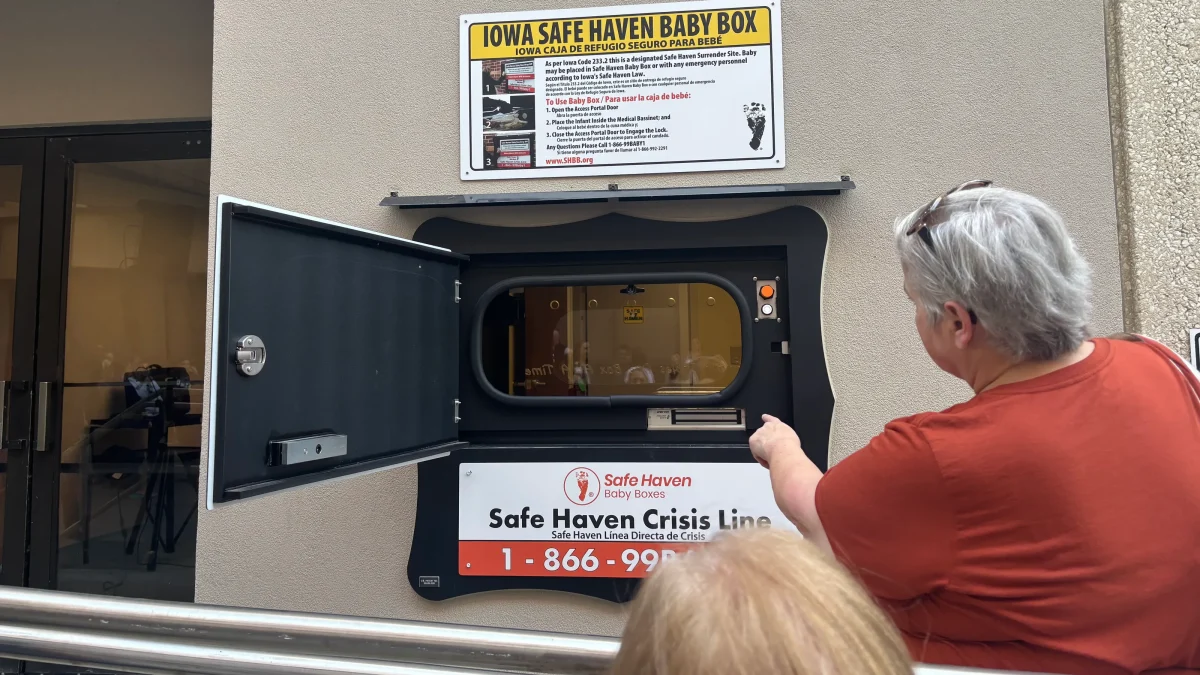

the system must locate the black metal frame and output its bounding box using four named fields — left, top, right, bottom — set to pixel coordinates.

left=417, top=206, right=833, bottom=464
left=0, top=138, right=46, bottom=589
left=407, top=207, right=835, bottom=602
left=0, top=121, right=211, bottom=141
left=24, top=124, right=211, bottom=591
